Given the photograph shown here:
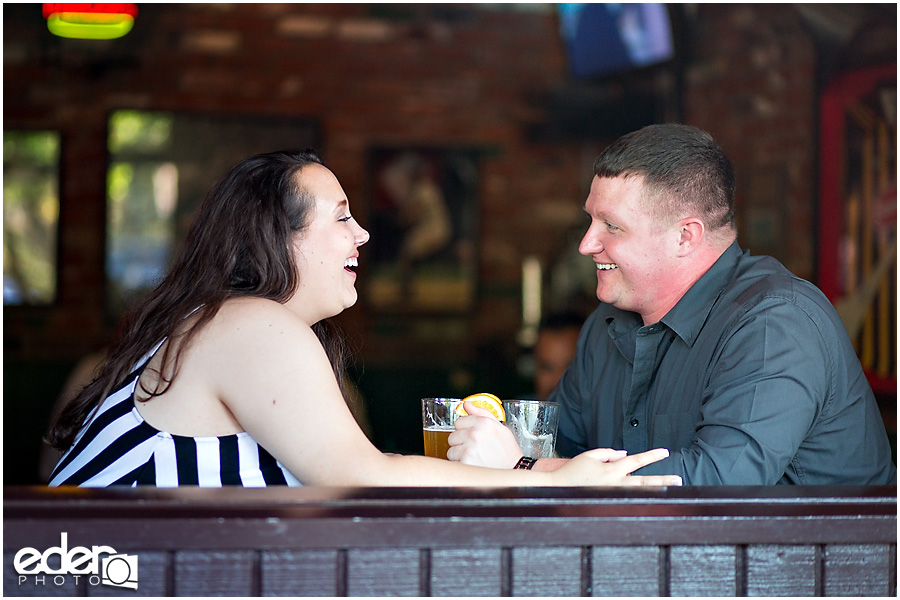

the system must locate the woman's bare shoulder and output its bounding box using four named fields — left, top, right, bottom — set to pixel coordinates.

left=200, top=297, right=318, bottom=349
left=217, top=296, right=293, bottom=319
